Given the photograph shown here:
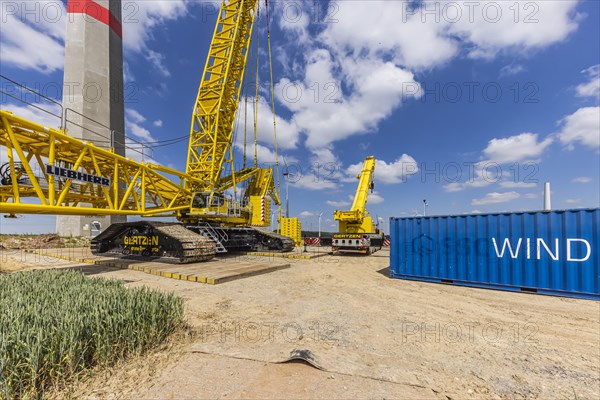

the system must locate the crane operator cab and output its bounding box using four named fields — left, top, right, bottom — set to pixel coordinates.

left=189, top=191, right=248, bottom=221
left=190, top=192, right=227, bottom=215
